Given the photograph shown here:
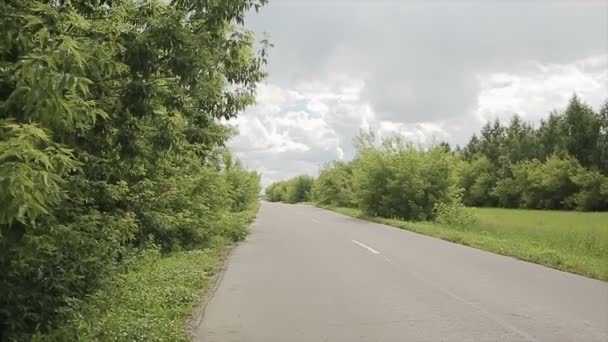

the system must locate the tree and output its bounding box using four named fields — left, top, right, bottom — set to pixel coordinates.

left=459, top=155, right=497, bottom=207
left=0, top=0, right=268, bottom=337
left=538, top=111, right=565, bottom=159
left=312, top=161, right=355, bottom=207
left=561, top=94, right=601, bottom=168
left=285, top=175, right=314, bottom=203
left=595, top=101, right=608, bottom=174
